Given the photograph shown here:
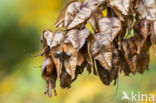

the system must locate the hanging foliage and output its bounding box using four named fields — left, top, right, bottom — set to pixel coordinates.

left=39, top=0, right=156, bottom=97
